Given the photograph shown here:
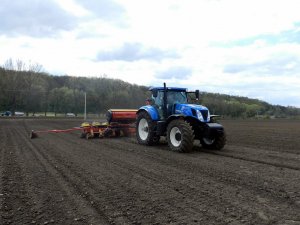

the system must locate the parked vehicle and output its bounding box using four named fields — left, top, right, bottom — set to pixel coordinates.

left=1, top=111, right=12, bottom=116
left=66, top=113, right=76, bottom=117
left=15, top=111, right=25, bottom=116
